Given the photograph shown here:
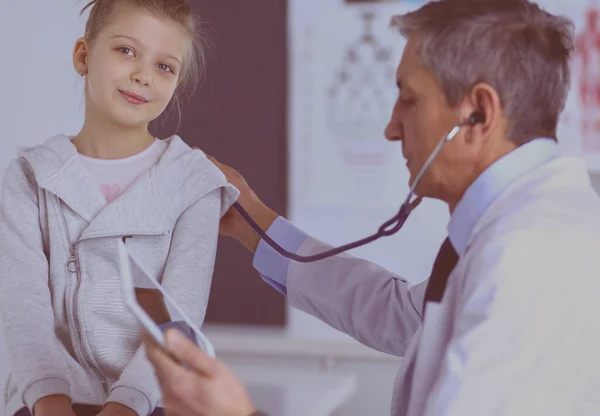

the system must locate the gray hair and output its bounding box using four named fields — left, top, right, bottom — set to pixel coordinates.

left=391, top=0, right=575, bottom=144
